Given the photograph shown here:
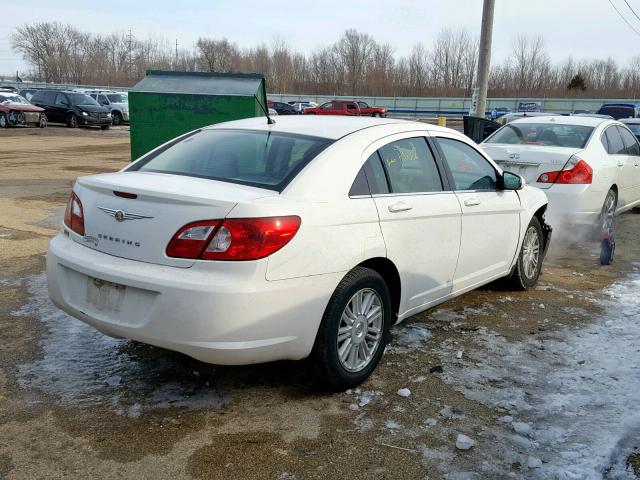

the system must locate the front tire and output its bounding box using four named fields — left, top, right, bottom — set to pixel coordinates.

left=0, top=113, right=8, bottom=128
left=38, top=113, right=47, bottom=128
left=112, top=112, right=122, bottom=126
left=67, top=113, right=78, bottom=128
left=372, top=112, right=381, bottom=117
left=311, top=267, right=392, bottom=390
left=506, top=216, right=543, bottom=290
left=100, top=125, right=110, bottom=130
